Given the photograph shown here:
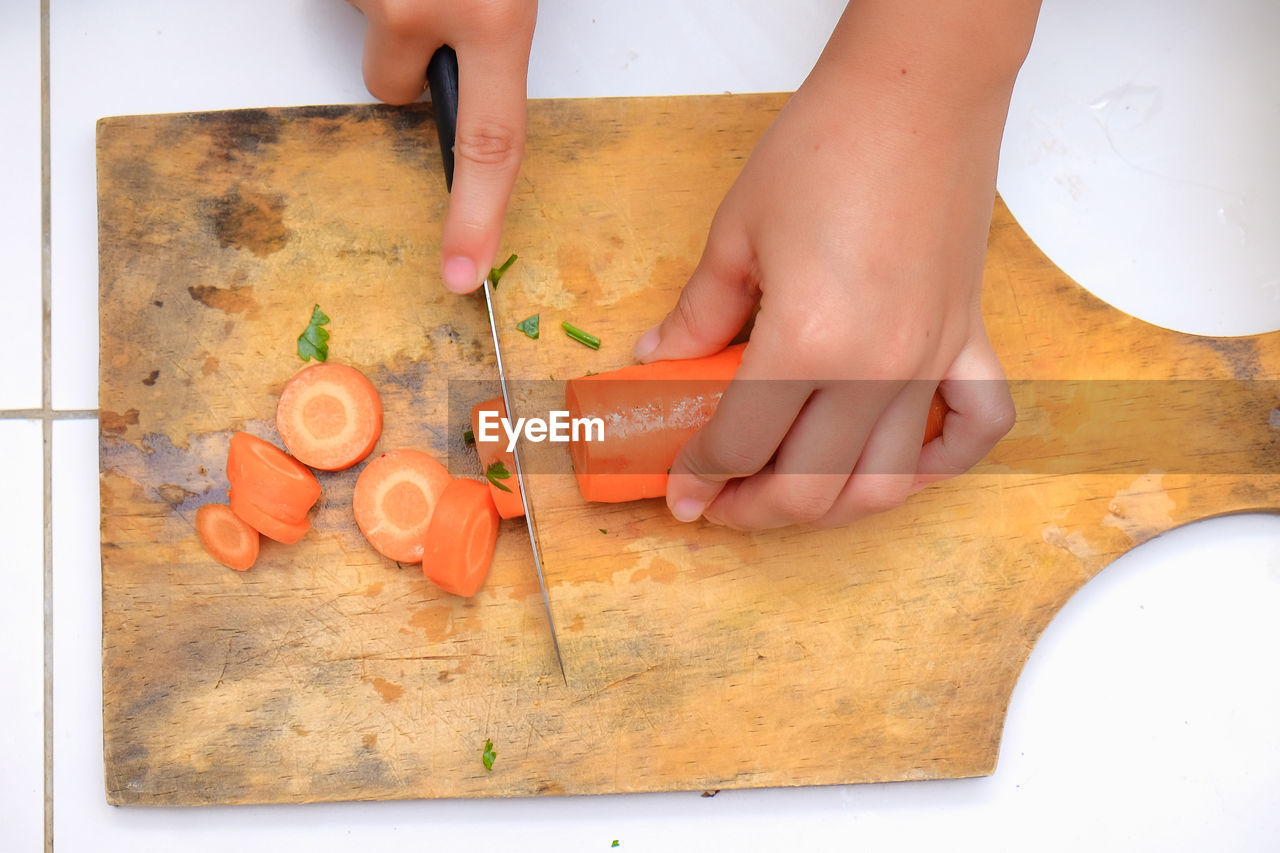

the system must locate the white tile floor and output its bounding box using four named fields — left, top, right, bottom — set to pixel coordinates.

left=0, top=419, right=46, bottom=853
left=6, top=1, right=1279, bottom=850
left=0, top=1, right=43, bottom=411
